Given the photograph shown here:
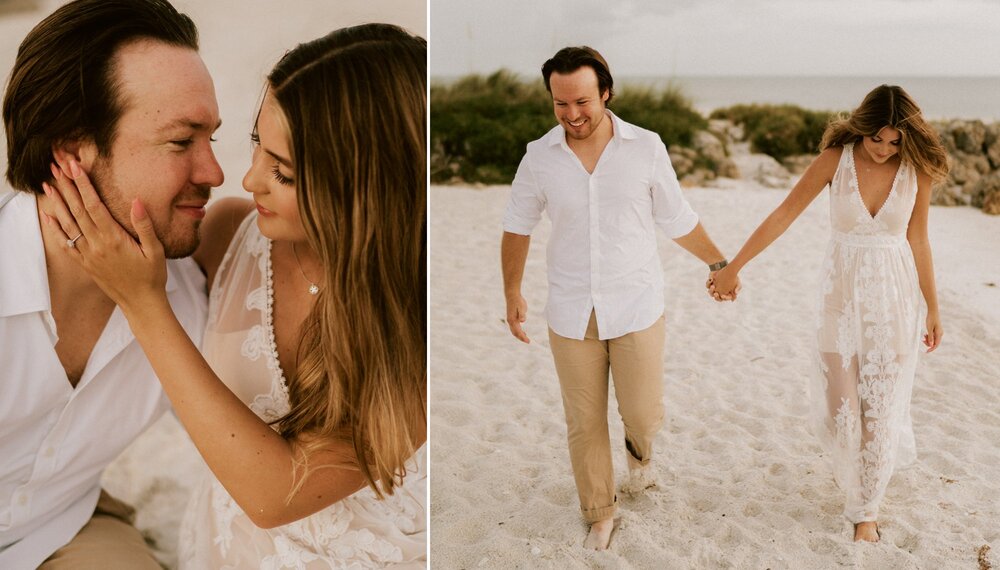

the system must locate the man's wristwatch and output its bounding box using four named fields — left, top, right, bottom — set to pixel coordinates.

left=708, top=259, right=728, bottom=271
